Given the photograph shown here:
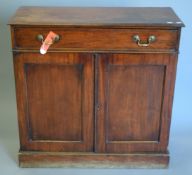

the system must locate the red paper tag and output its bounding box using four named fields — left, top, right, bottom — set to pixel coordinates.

left=40, top=31, right=58, bottom=54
